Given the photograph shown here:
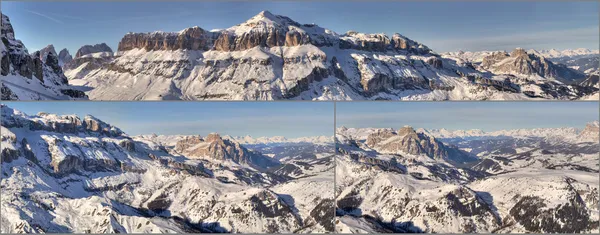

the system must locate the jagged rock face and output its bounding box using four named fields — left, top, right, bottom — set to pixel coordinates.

left=481, top=48, right=585, bottom=82
left=339, top=32, right=390, bottom=52
left=75, top=43, right=113, bottom=58
left=118, top=27, right=216, bottom=51
left=115, top=11, right=430, bottom=55
left=83, top=115, right=124, bottom=137
left=1, top=105, right=122, bottom=137
left=0, top=13, right=42, bottom=80
left=174, top=133, right=279, bottom=170
left=1, top=13, right=87, bottom=100
left=44, top=50, right=63, bottom=75
left=37, top=44, right=57, bottom=62
left=391, top=33, right=432, bottom=54
left=58, top=48, right=73, bottom=66
left=214, top=28, right=288, bottom=52
left=366, top=126, right=475, bottom=164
